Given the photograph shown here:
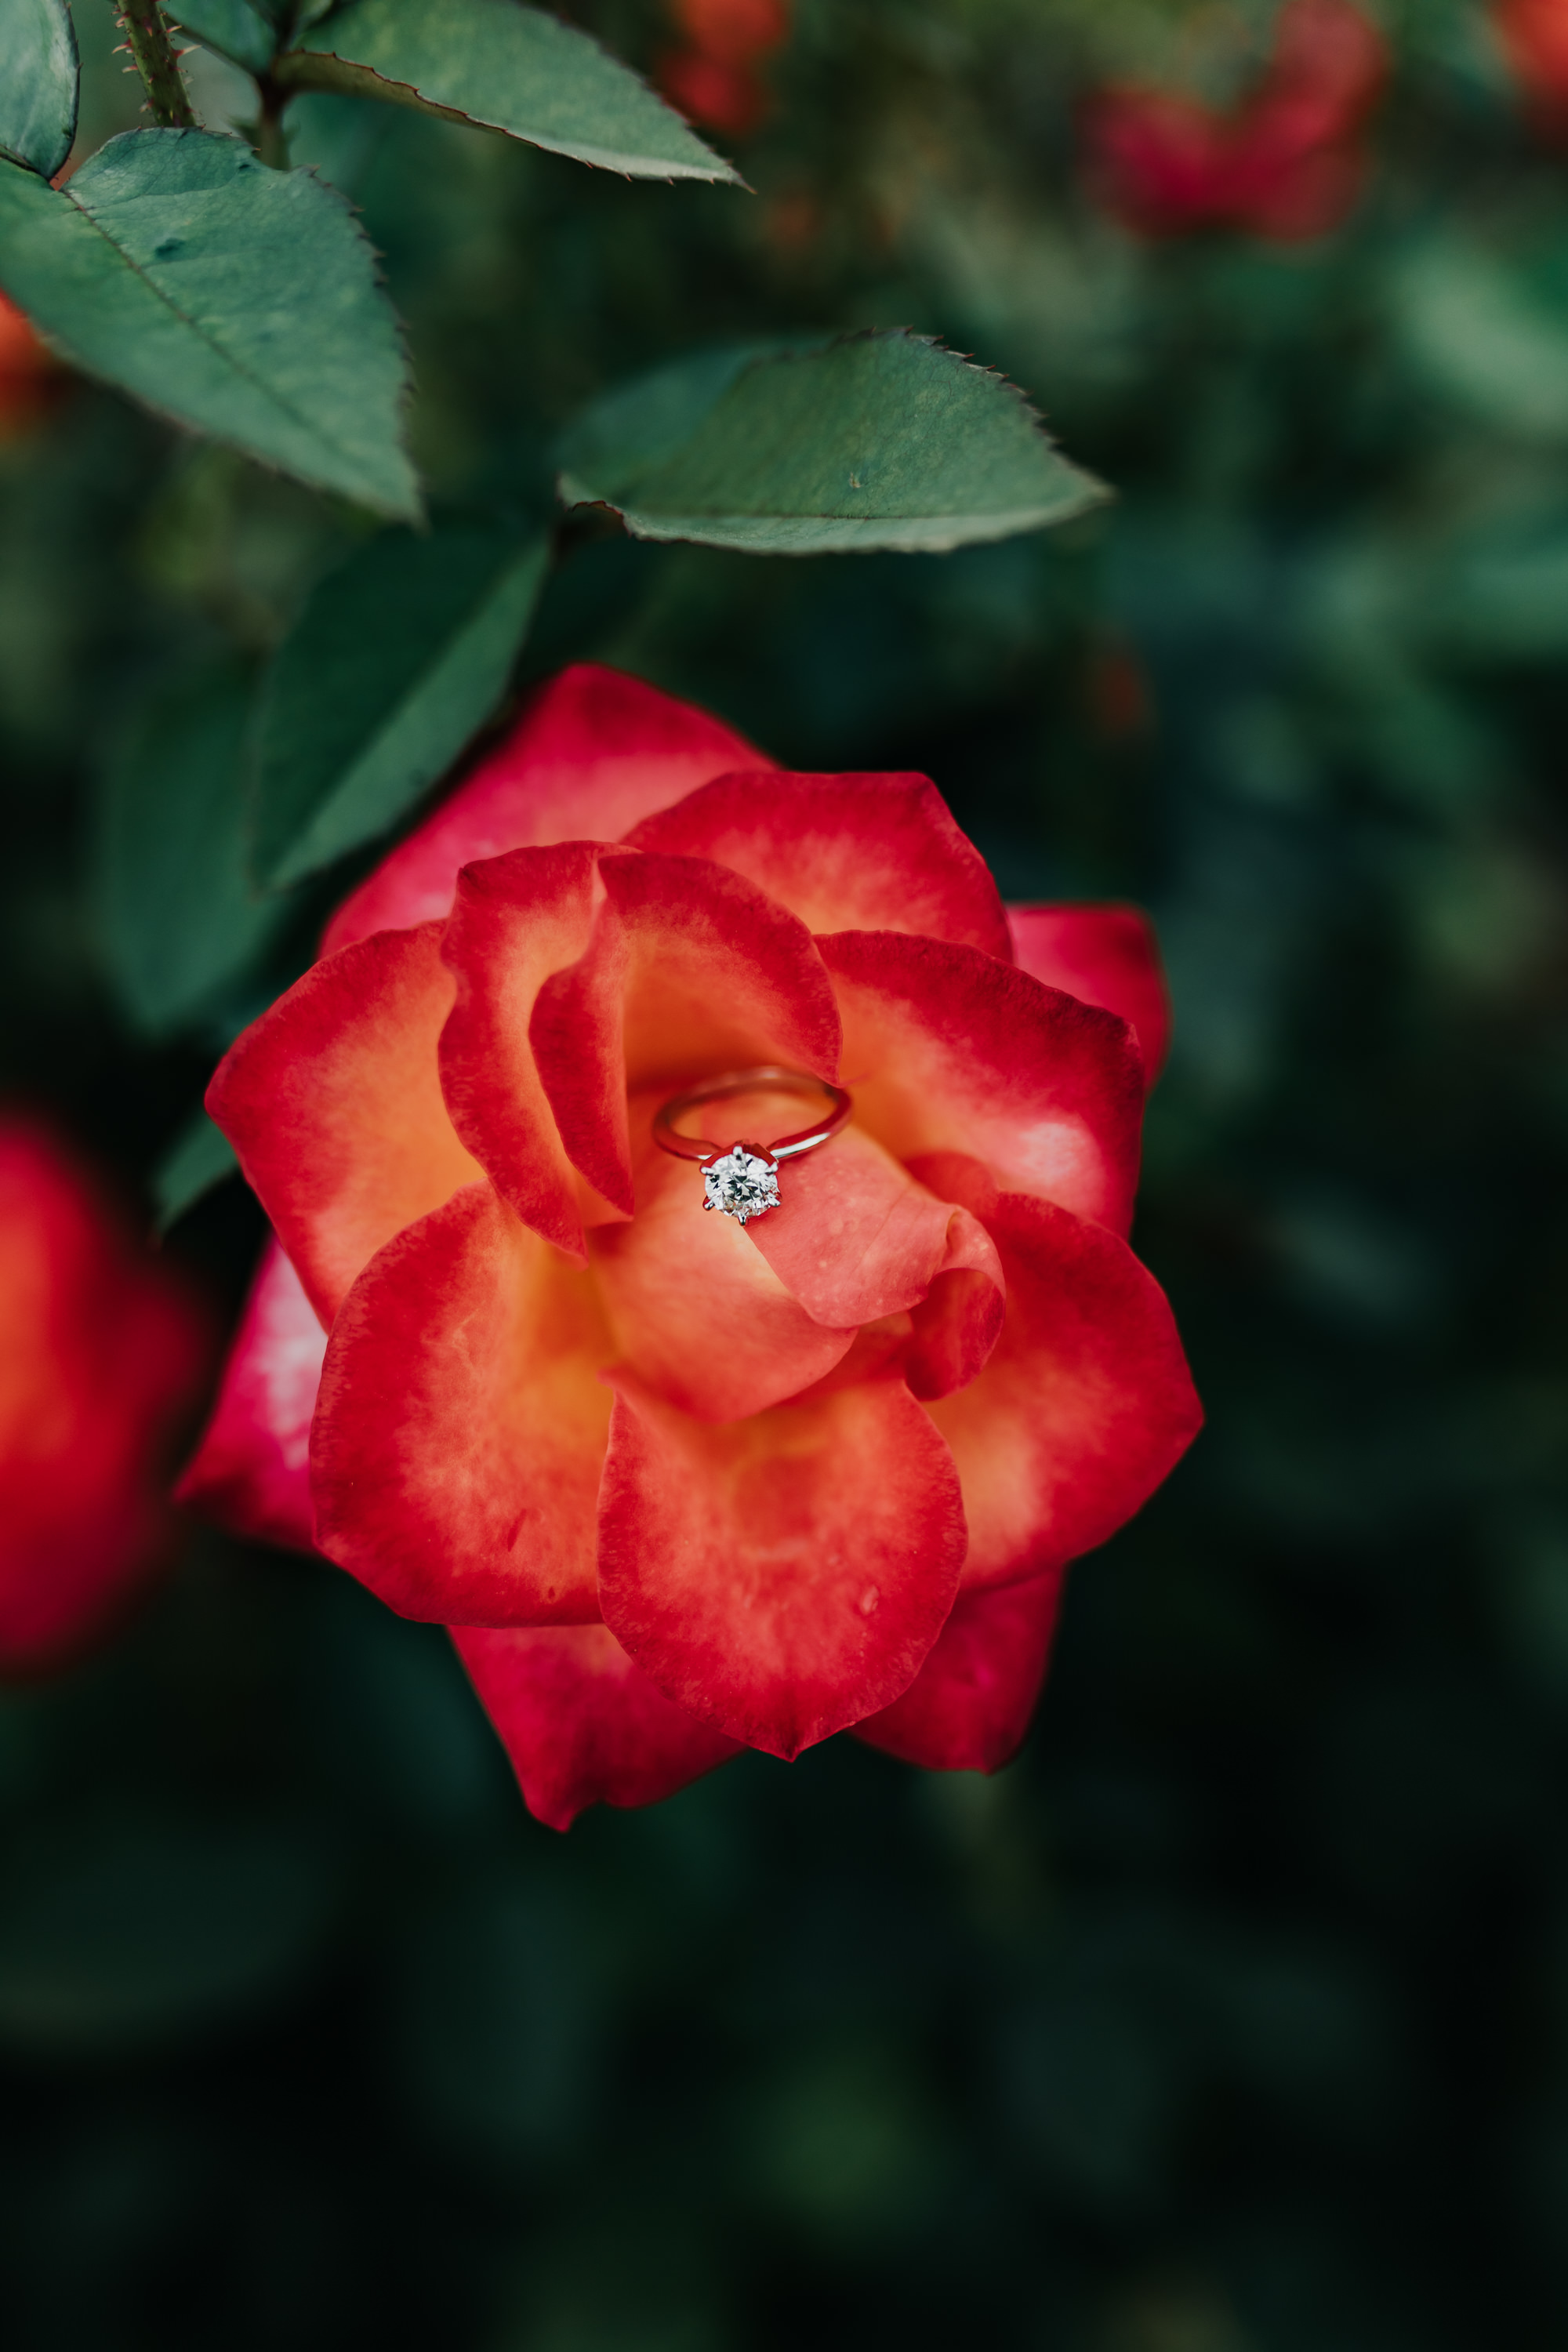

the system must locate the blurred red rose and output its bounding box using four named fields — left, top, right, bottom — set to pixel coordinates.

left=0, top=1120, right=210, bottom=1671
left=657, top=0, right=790, bottom=137
left=1494, top=0, right=1568, bottom=120
left=180, top=665, right=1200, bottom=1827
left=1085, top=0, right=1388, bottom=241
left=0, top=292, right=62, bottom=440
